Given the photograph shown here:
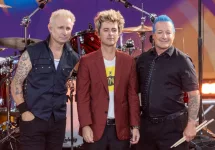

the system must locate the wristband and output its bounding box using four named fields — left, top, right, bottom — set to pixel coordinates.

left=17, top=102, right=28, bottom=114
